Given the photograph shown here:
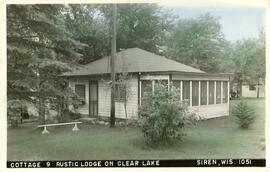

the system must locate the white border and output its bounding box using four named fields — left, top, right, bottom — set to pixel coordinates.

left=1, top=1, right=268, bottom=172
